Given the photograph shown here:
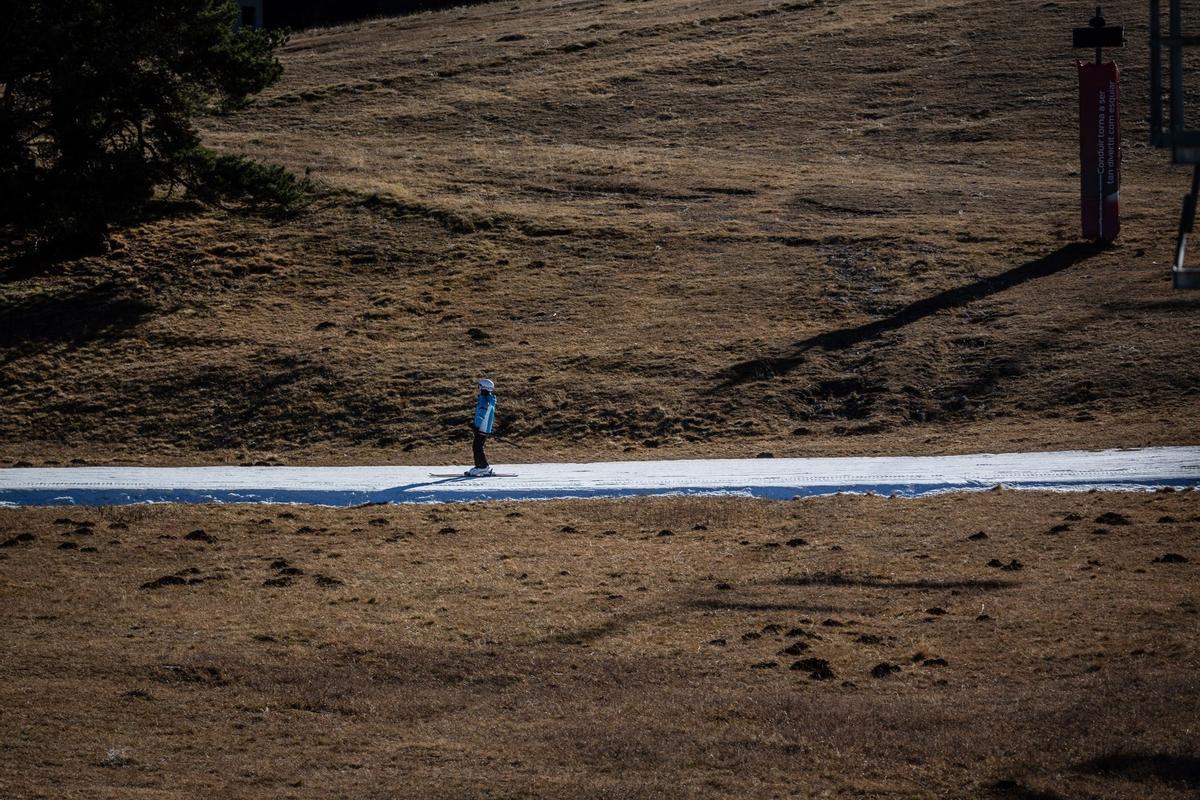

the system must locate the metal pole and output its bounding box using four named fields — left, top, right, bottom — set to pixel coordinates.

left=1175, top=164, right=1200, bottom=275
left=1099, top=7, right=1104, bottom=237
left=1150, top=0, right=1163, bottom=144
left=1170, top=0, right=1184, bottom=137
